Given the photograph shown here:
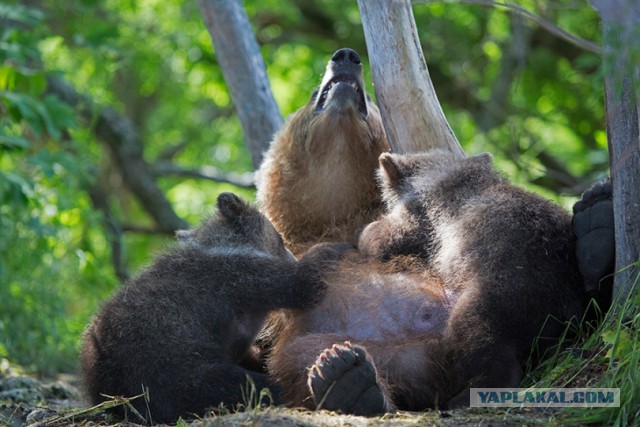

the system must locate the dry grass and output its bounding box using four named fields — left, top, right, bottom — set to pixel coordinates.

left=1, top=391, right=573, bottom=427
